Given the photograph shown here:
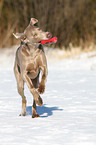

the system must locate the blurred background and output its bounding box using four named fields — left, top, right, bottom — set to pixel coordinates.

left=0, top=0, right=96, bottom=49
